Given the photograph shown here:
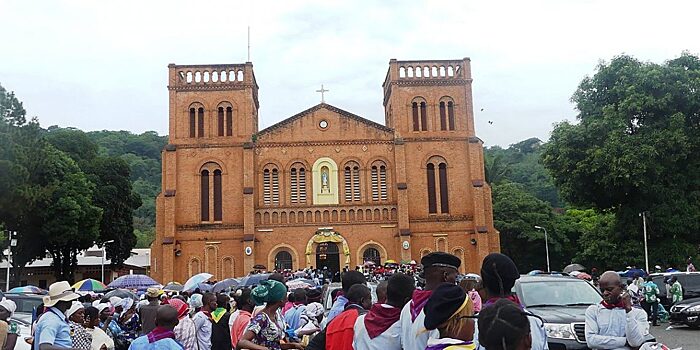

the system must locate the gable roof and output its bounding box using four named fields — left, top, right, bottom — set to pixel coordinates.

left=258, top=103, right=393, bottom=135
